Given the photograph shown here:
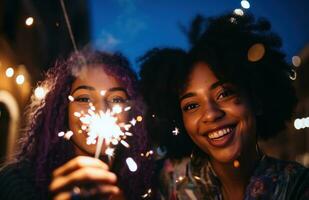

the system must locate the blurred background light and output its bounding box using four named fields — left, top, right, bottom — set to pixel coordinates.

left=16, top=74, right=25, bottom=85
left=5, top=68, right=14, bottom=78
